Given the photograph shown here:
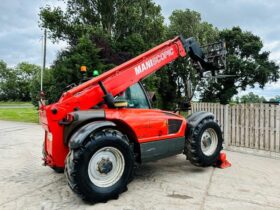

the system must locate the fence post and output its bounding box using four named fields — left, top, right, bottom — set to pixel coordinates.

left=276, top=106, right=280, bottom=152
left=224, top=104, right=229, bottom=149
